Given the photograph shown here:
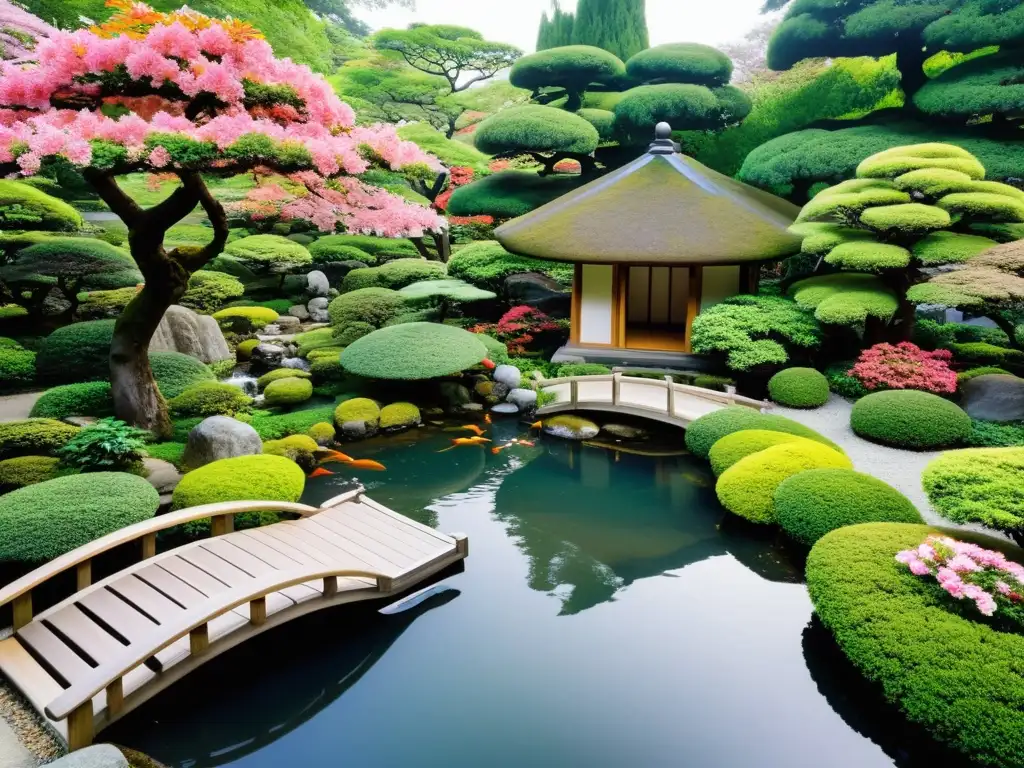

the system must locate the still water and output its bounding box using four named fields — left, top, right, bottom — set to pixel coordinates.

left=107, top=419, right=962, bottom=768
